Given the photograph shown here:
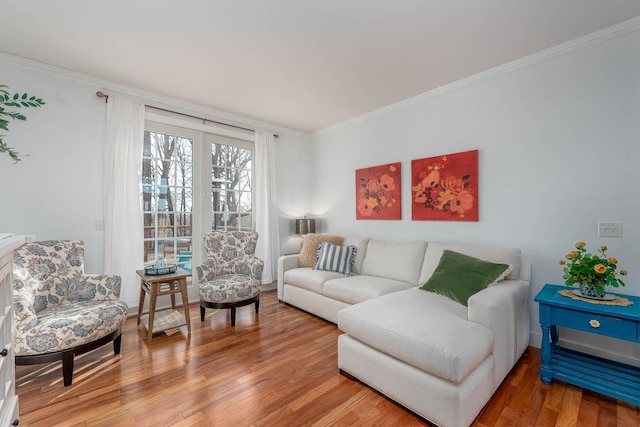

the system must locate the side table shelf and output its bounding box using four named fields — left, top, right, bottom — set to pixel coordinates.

left=550, top=347, right=640, bottom=405
left=535, top=284, right=640, bottom=406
